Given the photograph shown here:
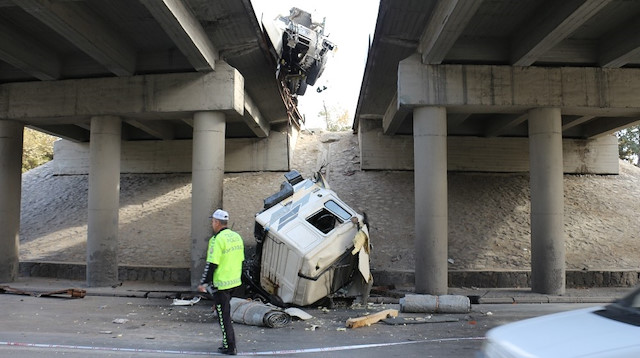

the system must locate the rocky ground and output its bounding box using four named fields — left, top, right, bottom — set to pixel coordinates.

left=19, top=131, right=640, bottom=273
